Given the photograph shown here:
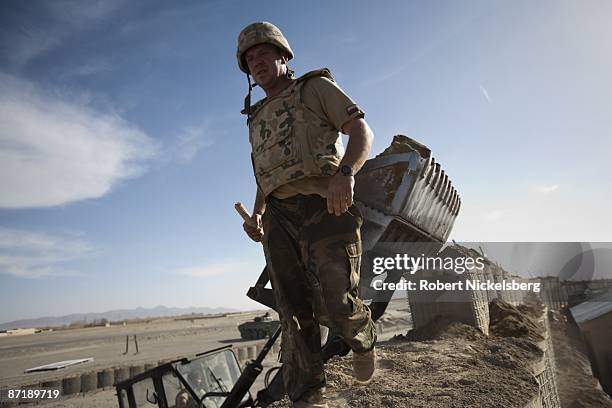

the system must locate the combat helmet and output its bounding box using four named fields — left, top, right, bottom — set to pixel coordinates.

left=237, top=22, right=295, bottom=124
left=236, top=21, right=294, bottom=73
